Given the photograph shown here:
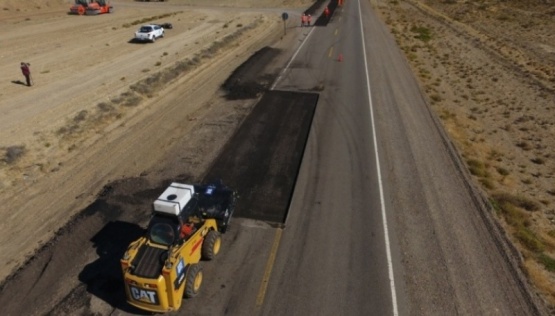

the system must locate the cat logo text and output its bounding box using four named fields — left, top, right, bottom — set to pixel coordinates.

left=129, top=286, right=159, bottom=305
